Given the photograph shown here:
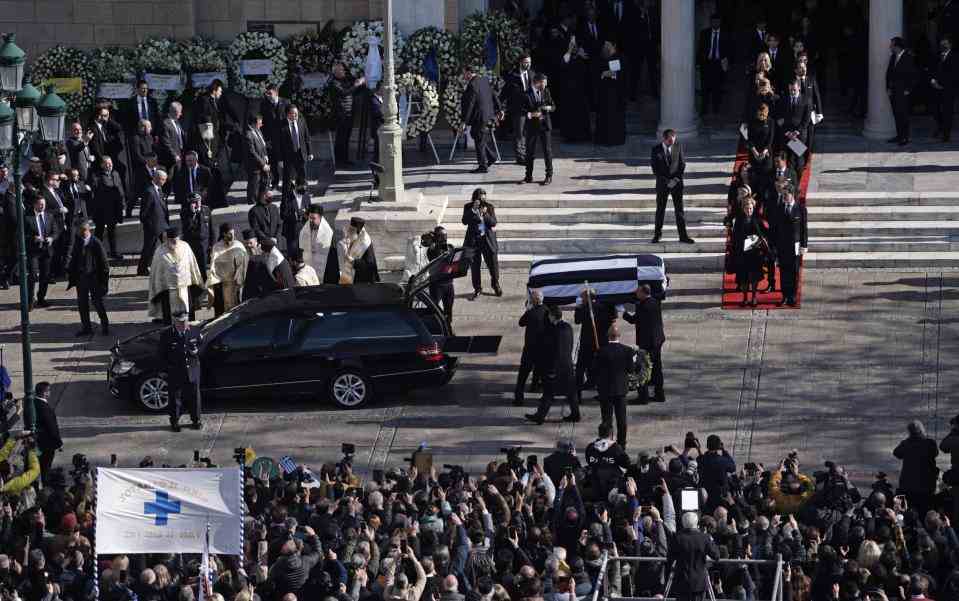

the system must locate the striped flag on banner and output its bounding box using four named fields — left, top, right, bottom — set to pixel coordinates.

left=278, top=456, right=297, bottom=474
left=526, top=255, right=668, bottom=306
